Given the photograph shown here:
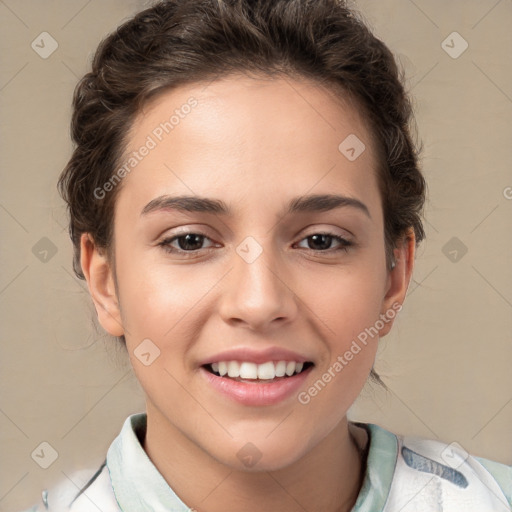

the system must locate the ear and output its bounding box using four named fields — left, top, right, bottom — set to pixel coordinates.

left=80, top=233, right=125, bottom=337
left=378, top=229, right=416, bottom=338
